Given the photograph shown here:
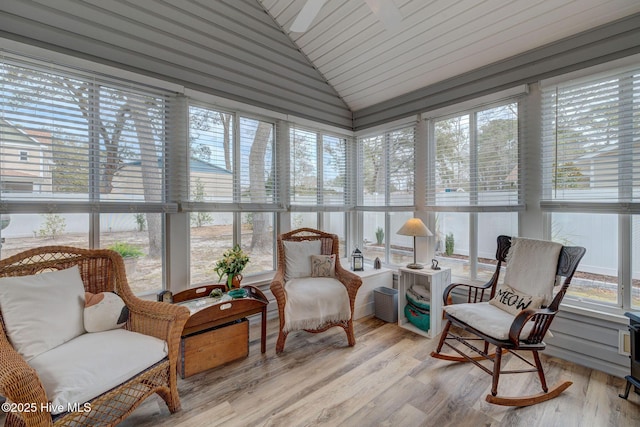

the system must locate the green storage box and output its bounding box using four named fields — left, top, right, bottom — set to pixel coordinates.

left=404, top=302, right=430, bottom=332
